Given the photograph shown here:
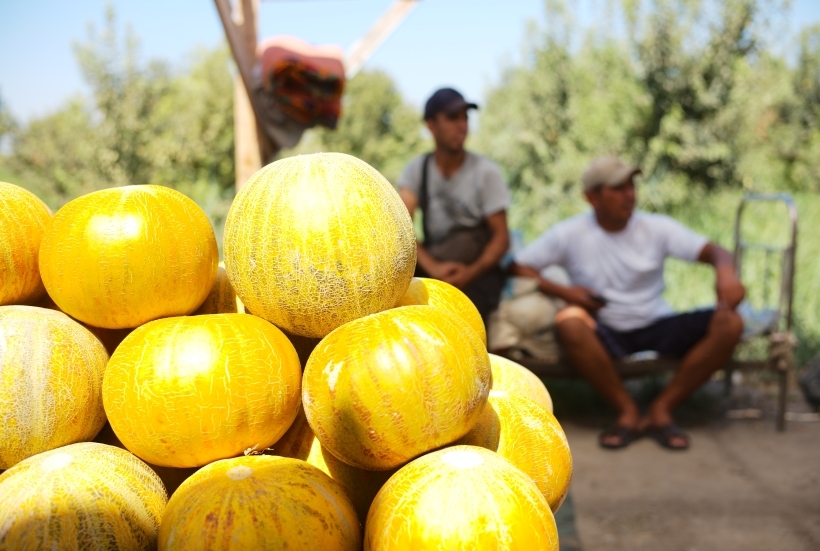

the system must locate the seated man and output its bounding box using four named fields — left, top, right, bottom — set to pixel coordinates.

left=510, top=157, right=745, bottom=450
